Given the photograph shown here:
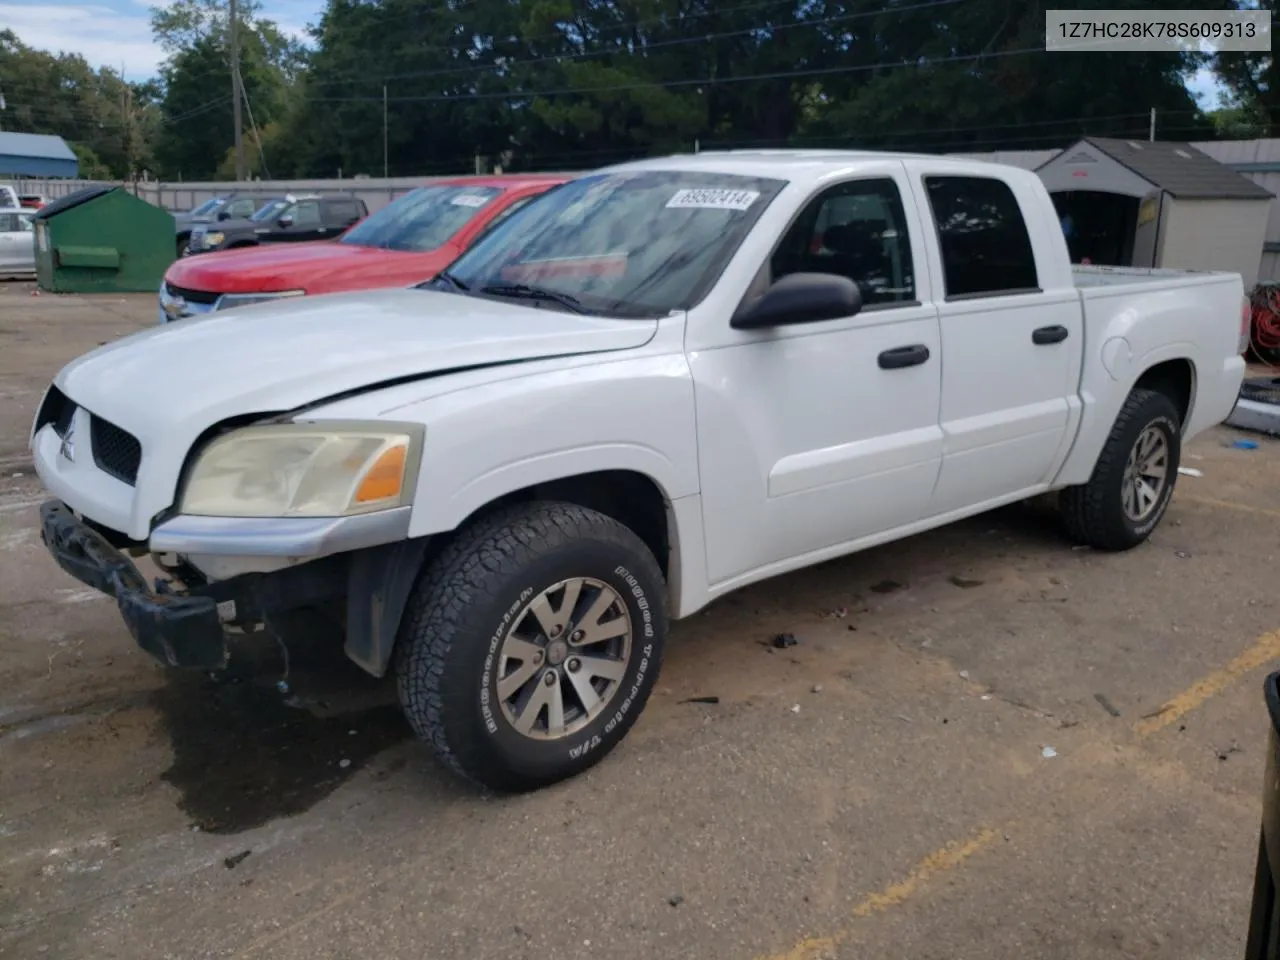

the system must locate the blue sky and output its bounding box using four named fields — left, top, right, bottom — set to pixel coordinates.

left=1, top=0, right=323, bottom=80
left=5, top=0, right=1228, bottom=109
